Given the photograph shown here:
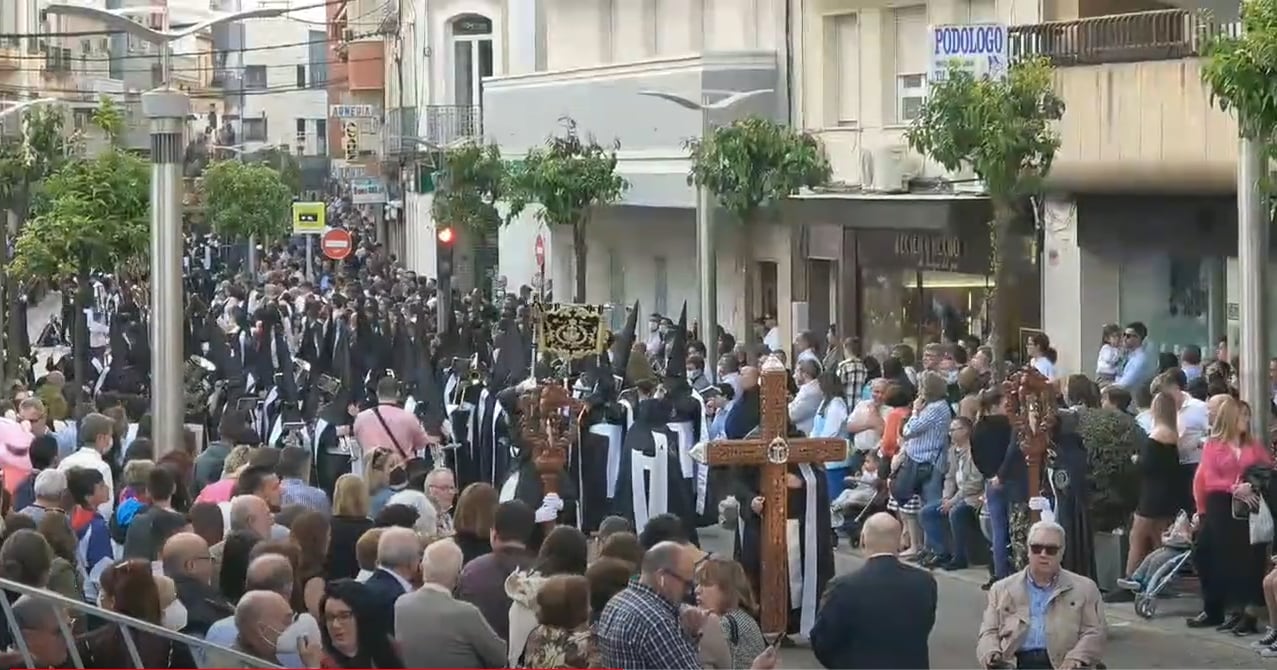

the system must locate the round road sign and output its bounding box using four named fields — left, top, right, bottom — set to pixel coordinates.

left=322, top=228, right=354, bottom=260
